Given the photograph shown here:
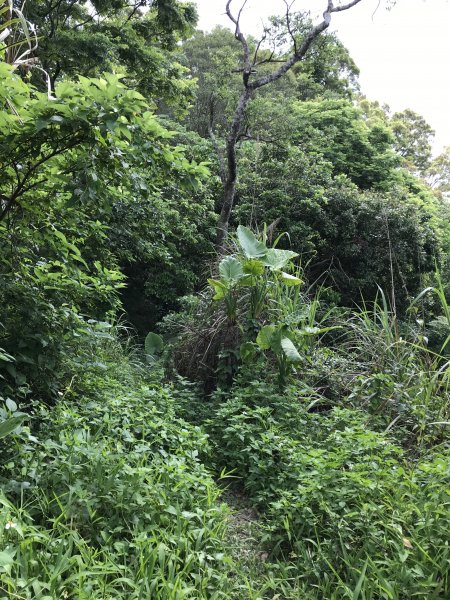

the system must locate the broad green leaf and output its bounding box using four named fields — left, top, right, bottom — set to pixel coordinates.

left=208, top=278, right=227, bottom=300
left=264, top=249, right=298, bottom=270
left=5, top=398, right=17, bottom=412
left=281, top=337, right=302, bottom=362
left=240, top=341, right=258, bottom=362
left=0, top=549, right=15, bottom=569
left=0, top=415, right=27, bottom=440
left=219, top=256, right=244, bottom=284
left=144, top=332, right=164, bottom=357
left=237, top=225, right=267, bottom=259
left=256, top=325, right=276, bottom=350
left=243, top=259, right=265, bottom=276
left=280, top=272, right=302, bottom=286
left=237, top=274, right=256, bottom=287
